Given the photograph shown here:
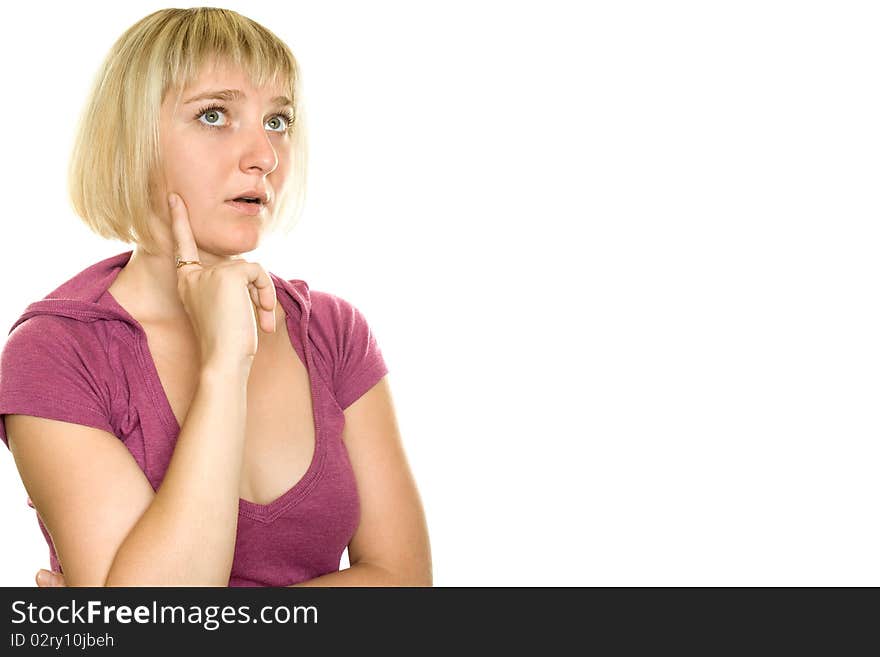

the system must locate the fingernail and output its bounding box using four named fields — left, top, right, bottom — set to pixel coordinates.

left=36, top=571, right=48, bottom=585
left=168, top=193, right=177, bottom=208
